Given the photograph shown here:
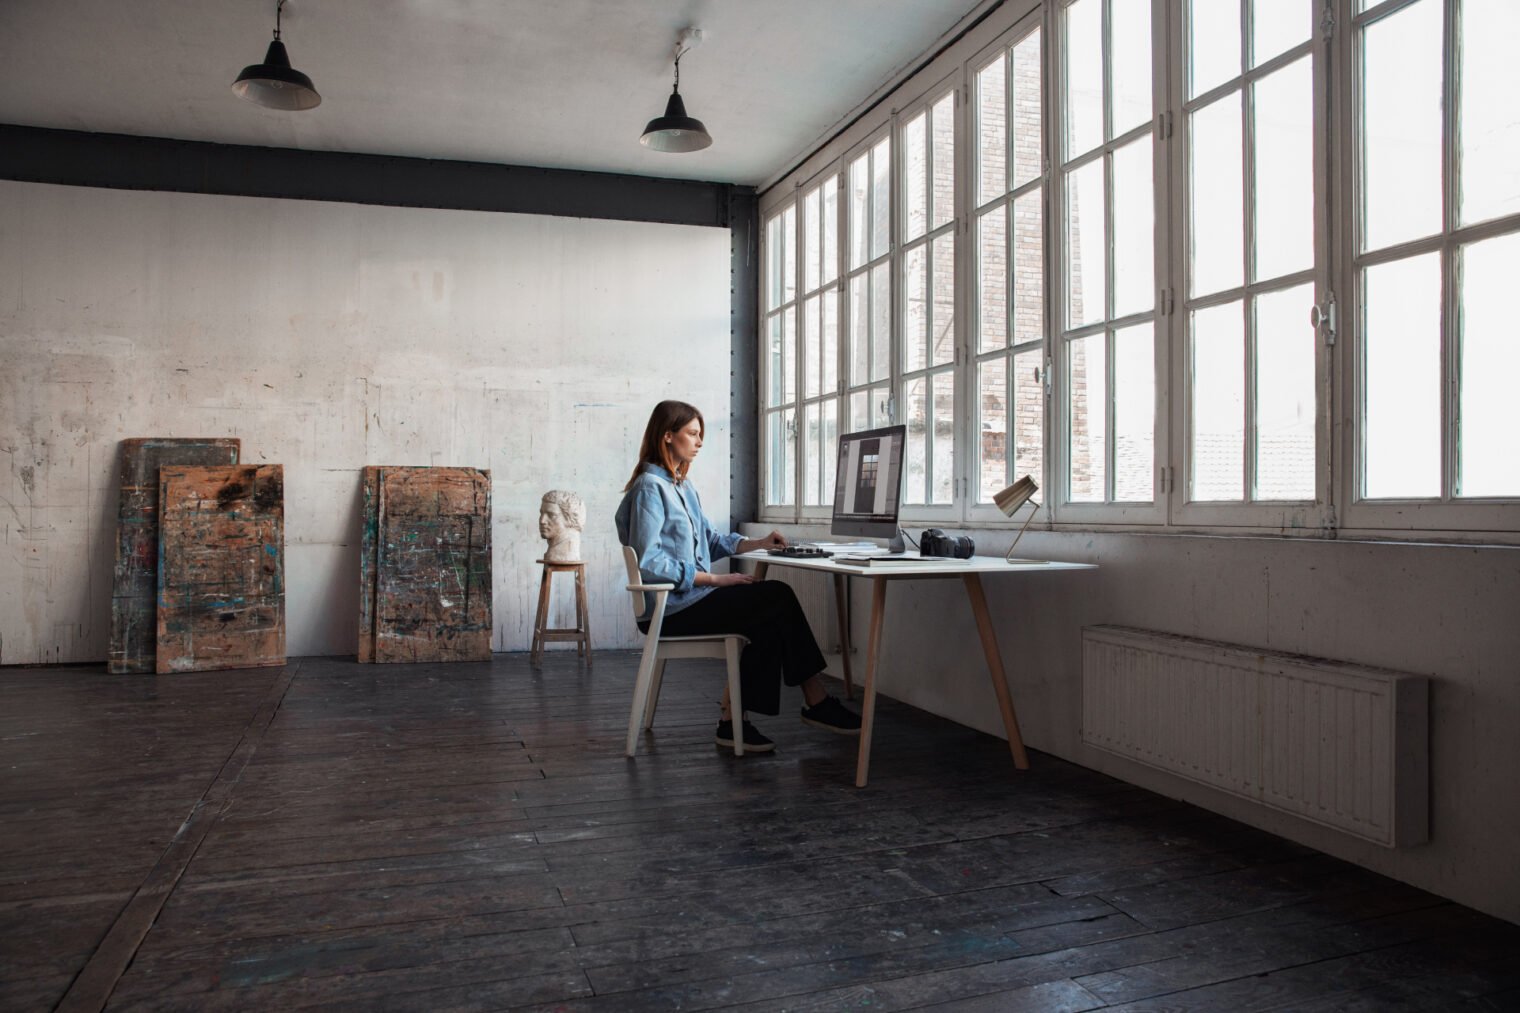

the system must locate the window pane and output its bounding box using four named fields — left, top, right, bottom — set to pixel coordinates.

left=1189, top=0, right=1241, bottom=99
left=803, top=188, right=821, bottom=293
left=766, top=213, right=785, bottom=310
left=932, top=372, right=956, bottom=503
left=849, top=154, right=869, bottom=268
left=1253, top=57, right=1314, bottom=281
left=977, top=54, right=1008, bottom=206
left=1114, top=323, right=1155, bottom=502
left=932, top=233, right=956, bottom=366
left=766, top=409, right=795, bottom=506
left=932, top=94, right=956, bottom=230
left=871, top=138, right=892, bottom=260
left=1190, top=91, right=1244, bottom=297
left=978, top=204, right=1009, bottom=353
left=904, top=376, right=929, bottom=505
left=781, top=206, right=796, bottom=305
left=1363, top=254, right=1440, bottom=499
left=1014, top=347, right=1046, bottom=488
left=1014, top=190, right=1045, bottom=345
left=1013, top=29, right=1043, bottom=189
left=904, top=245, right=927, bottom=372
left=849, top=273, right=869, bottom=384
left=1191, top=301, right=1245, bottom=501
left=821, top=177, right=839, bottom=285
left=1254, top=284, right=1316, bottom=500
left=1064, top=0, right=1103, bottom=160
left=850, top=386, right=891, bottom=432
left=767, top=312, right=787, bottom=407
left=1110, top=0, right=1153, bottom=137
left=1069, top=332, right=1107, bottom=502
left=1112, top=136, right=1154, bottom=319
left=871, top=263, right=891, bottom=382
left=803, top=294, right=821, bottom=398
left=1458, top=232, right=1520, bottom=496
left=783, top=309, right=797, bottom=403
left=978, top=357, right=1009, bottom=499
left=1251, top=0, right=1310, bottom=67
left=1066, top=158, right=1107, bottom=327
left=1459, top=0, right=1520, bottom=227
left=803, top=400, right=839, bottom=507
left=821, top=288, right=839, bottom=393
left=905, top=111, right=928, bottom=242
left=1361, top=0, right=1442, bottom=252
